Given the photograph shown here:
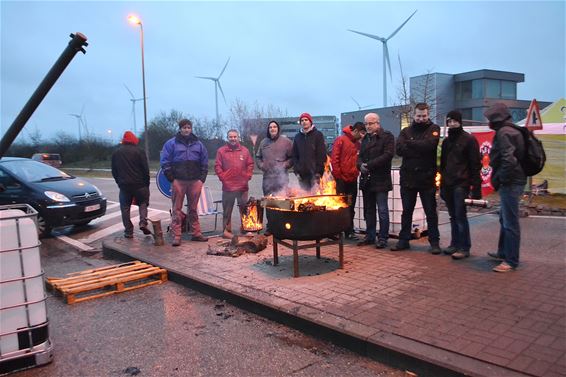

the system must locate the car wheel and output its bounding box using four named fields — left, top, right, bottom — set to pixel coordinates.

left=36, top=214, right=52, bottom=238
